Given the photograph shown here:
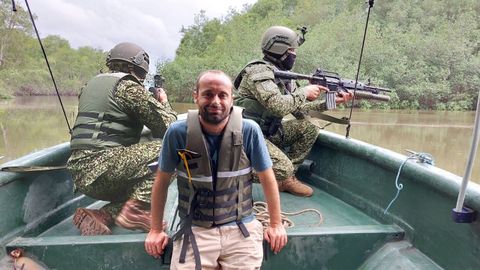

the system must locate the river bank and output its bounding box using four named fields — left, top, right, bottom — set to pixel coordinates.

left=1, top=96, right=479, bottom=183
